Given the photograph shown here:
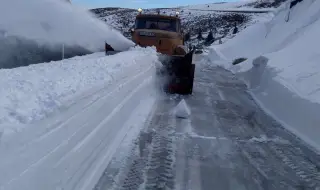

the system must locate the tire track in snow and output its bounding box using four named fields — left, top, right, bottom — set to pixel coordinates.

left=53, top=73, right=153, bottom=168
left=108, top=98, right=177, bottom=190
left=54, top=64, right=154, bottom=164
left=52, top=92, right=127, bottom=168
left=187, top=145, right=202, bottom=190
left=174, top=119, right=203, bottom=190
left=94, top=98, right=158, bottom=190
left=64, top=76, right=154, bottom=190
left=174, top=133, right=187, bottom=190
left=142, top=99, right=177, bottom=190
